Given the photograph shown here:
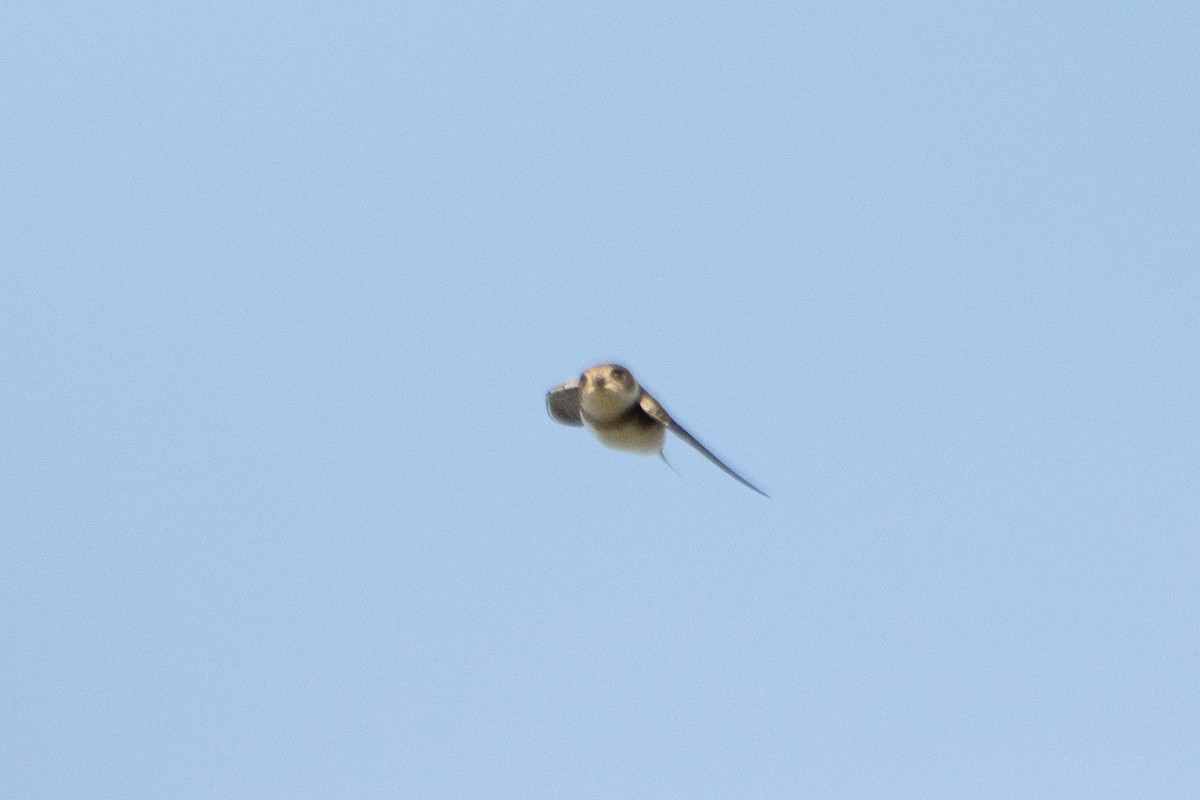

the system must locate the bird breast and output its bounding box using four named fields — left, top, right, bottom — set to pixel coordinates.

left=583, top=413, right=666, bottom=454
